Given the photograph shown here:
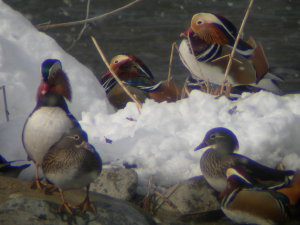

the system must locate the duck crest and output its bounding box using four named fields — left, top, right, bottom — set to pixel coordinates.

left=42, top=59, right=62, bottom=81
